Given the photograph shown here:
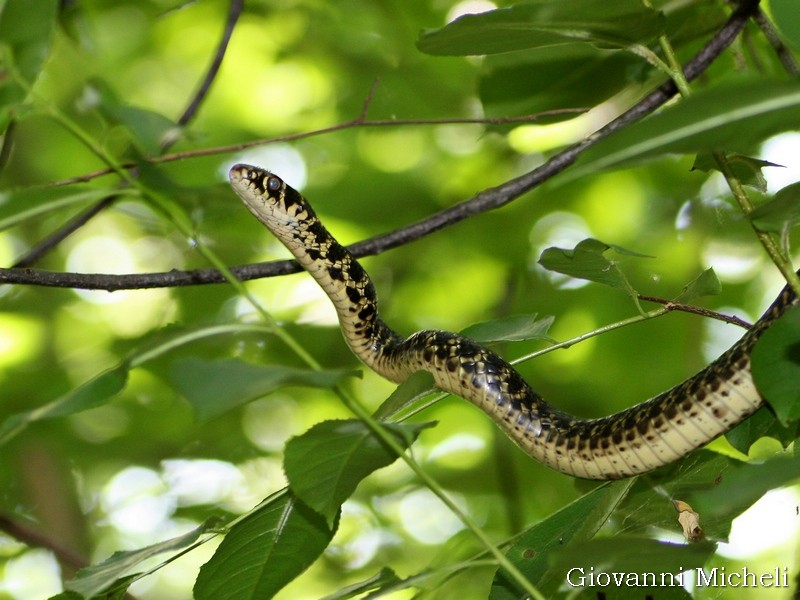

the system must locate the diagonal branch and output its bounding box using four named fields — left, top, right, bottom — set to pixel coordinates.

left=0, top=0, right=762, bottom=291
left=171, top=0, right=244, bottom=131
left=11, top=0, right=244, bottom=268
left=753, top=7, right=800, bottom=77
